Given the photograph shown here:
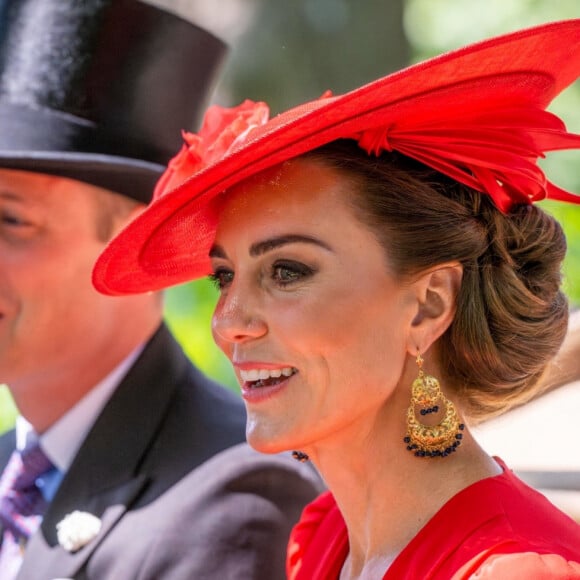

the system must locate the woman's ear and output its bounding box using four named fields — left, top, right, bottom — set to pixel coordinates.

left=407, top=262, right=463, bottom=353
